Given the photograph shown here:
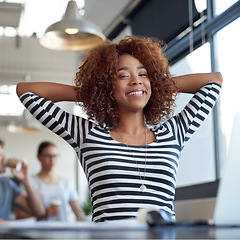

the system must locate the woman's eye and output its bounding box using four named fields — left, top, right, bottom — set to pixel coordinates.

left=119, top=74, right=129, bottom=79
left=139, top=73, right=147, bottom=77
